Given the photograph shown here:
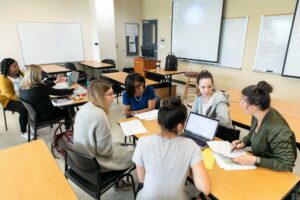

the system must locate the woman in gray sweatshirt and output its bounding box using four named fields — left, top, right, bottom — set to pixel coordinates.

left=191, top=70, right=232, bottom=128
left=73, top=79, right=133, bottom=172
